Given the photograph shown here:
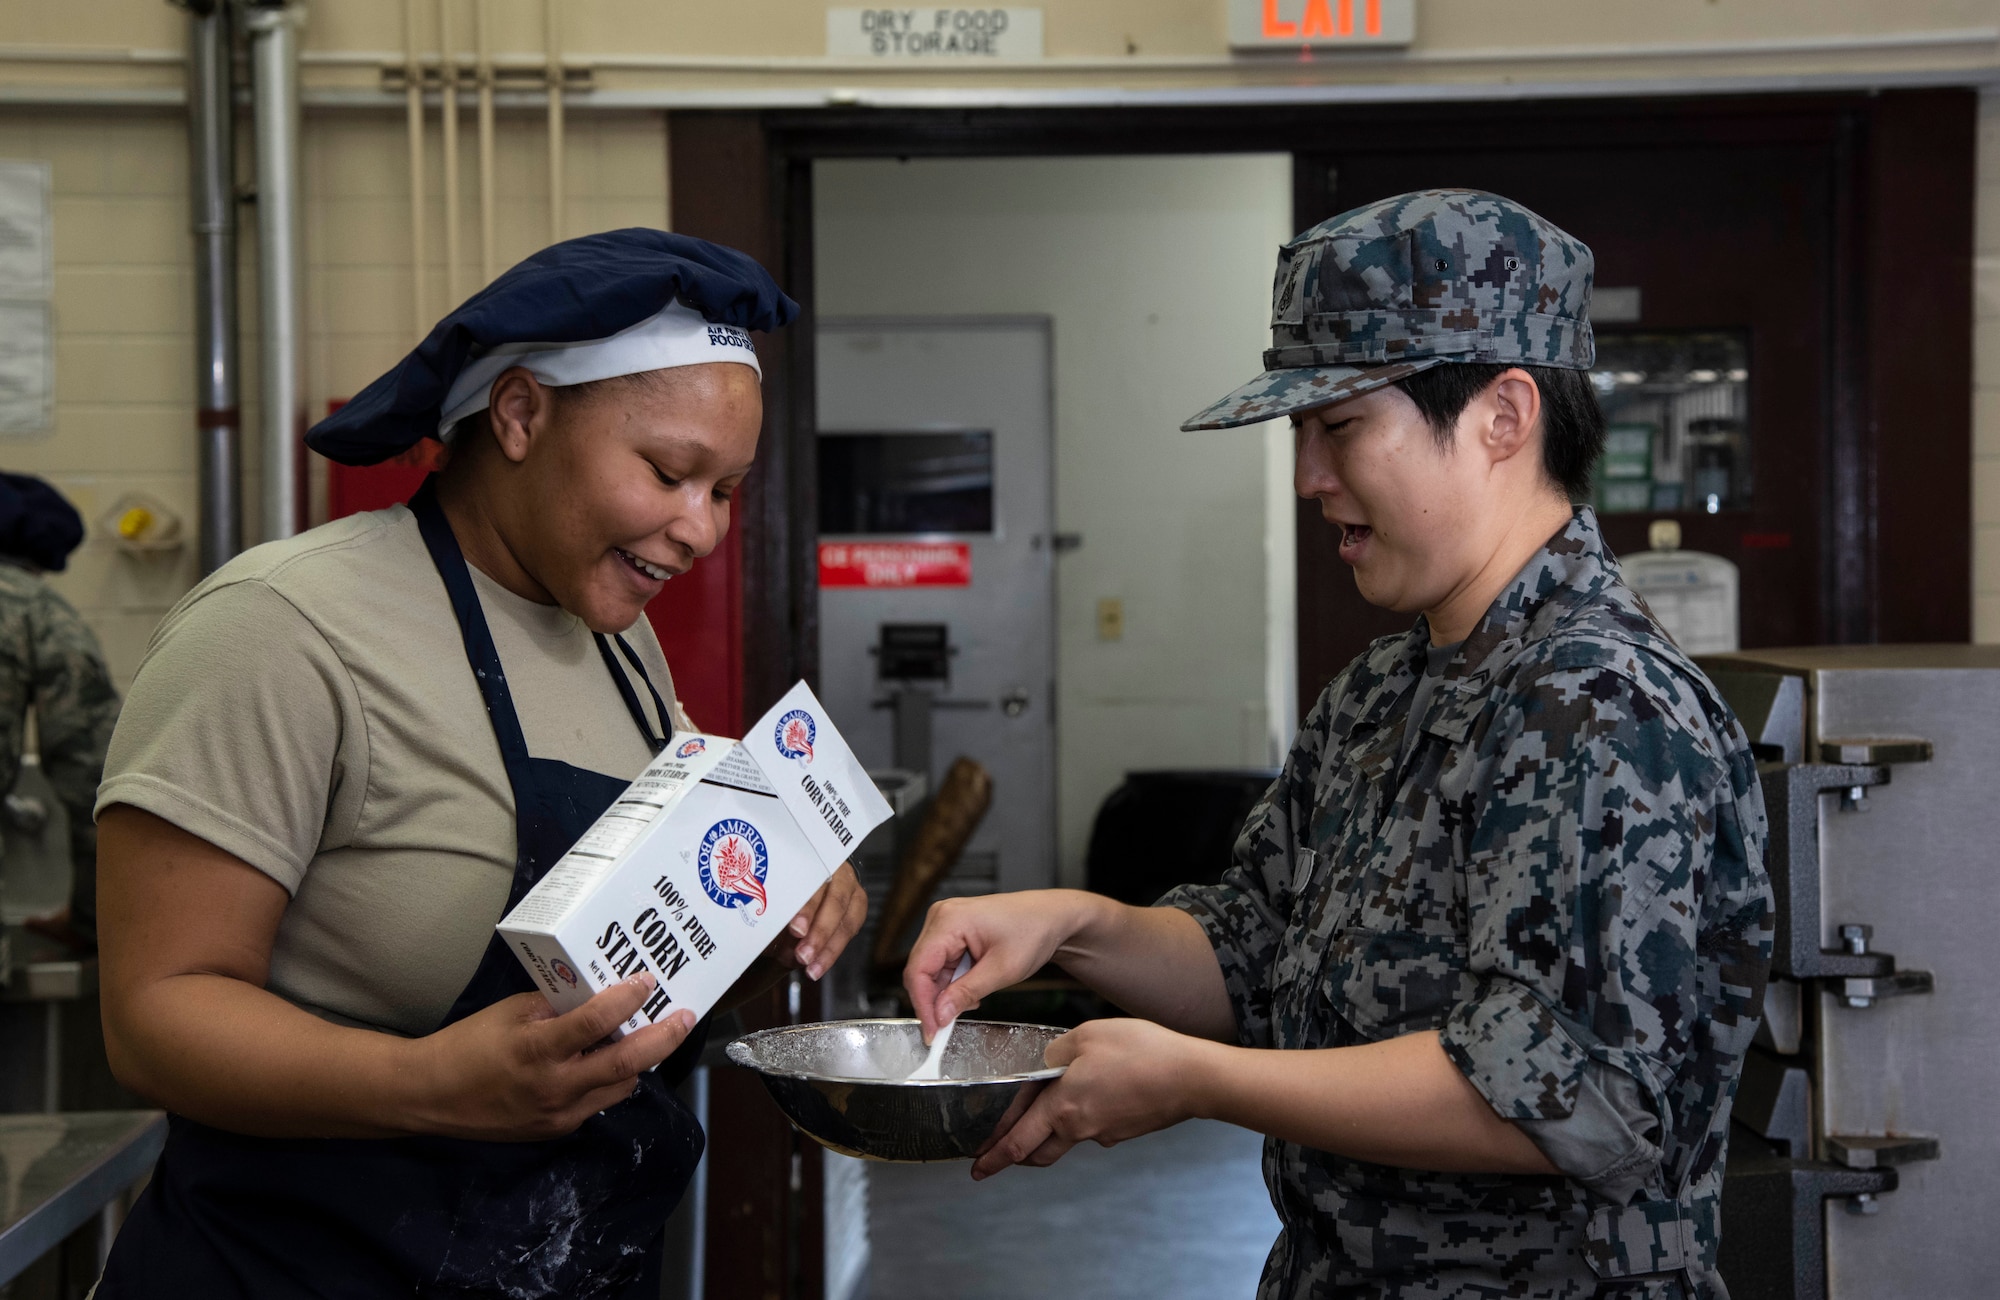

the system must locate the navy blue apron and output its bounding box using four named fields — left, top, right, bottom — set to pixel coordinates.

left=99, top=482, right=707, bottom=1299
